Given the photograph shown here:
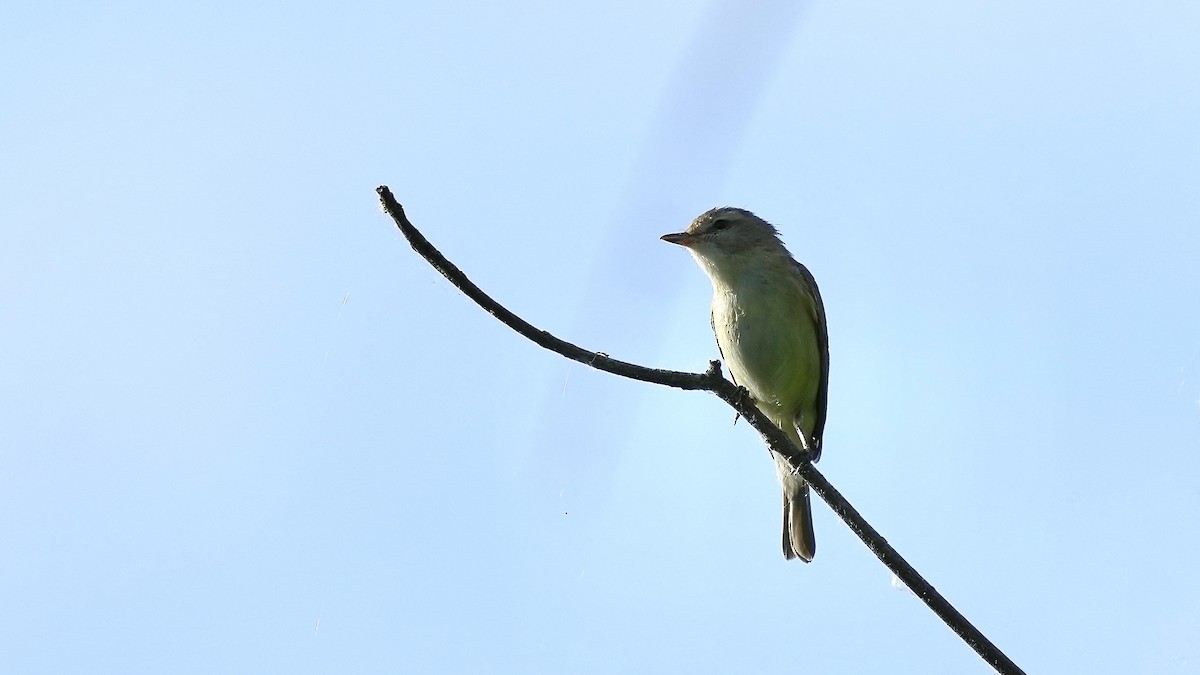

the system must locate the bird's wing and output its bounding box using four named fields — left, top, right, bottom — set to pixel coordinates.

left=793, top=259, right=829, bottom=462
